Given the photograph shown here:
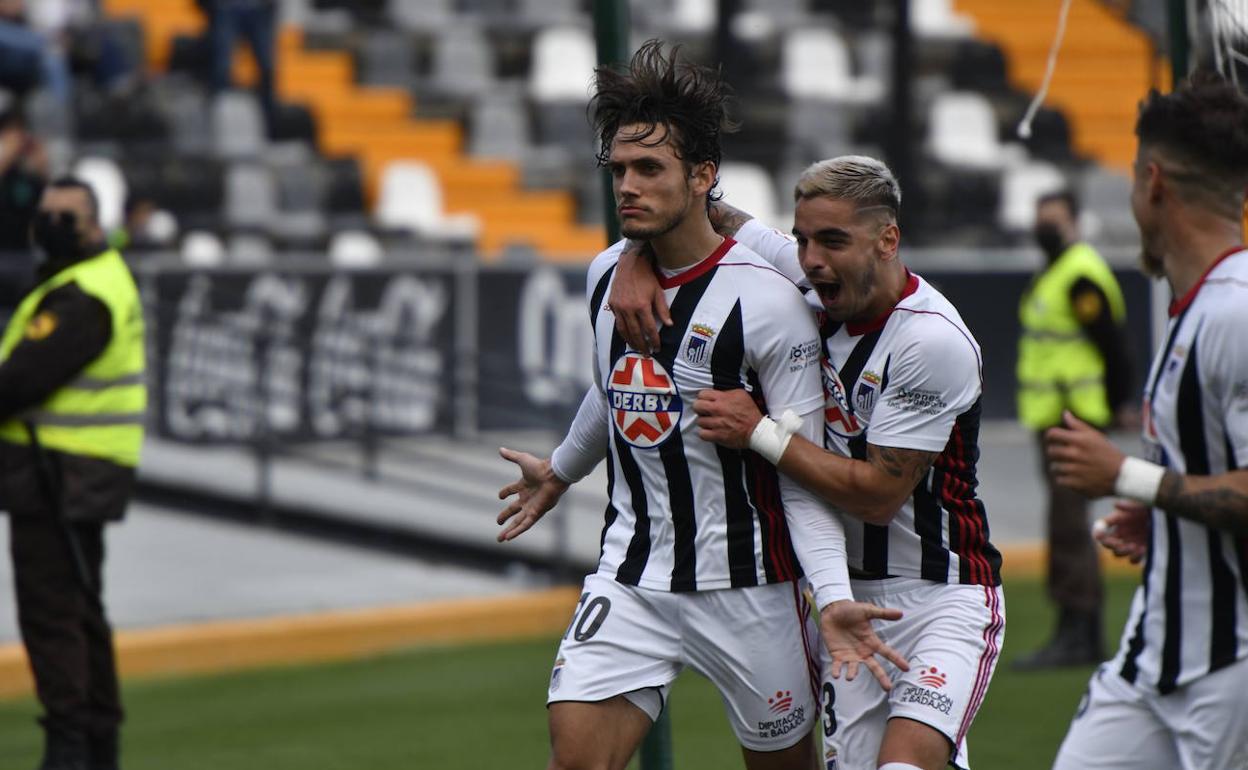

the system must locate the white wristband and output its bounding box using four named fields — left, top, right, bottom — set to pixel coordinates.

left=1114, top=456, right=1166, bottom=505
left=748, top=409, right=803, bottom=465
